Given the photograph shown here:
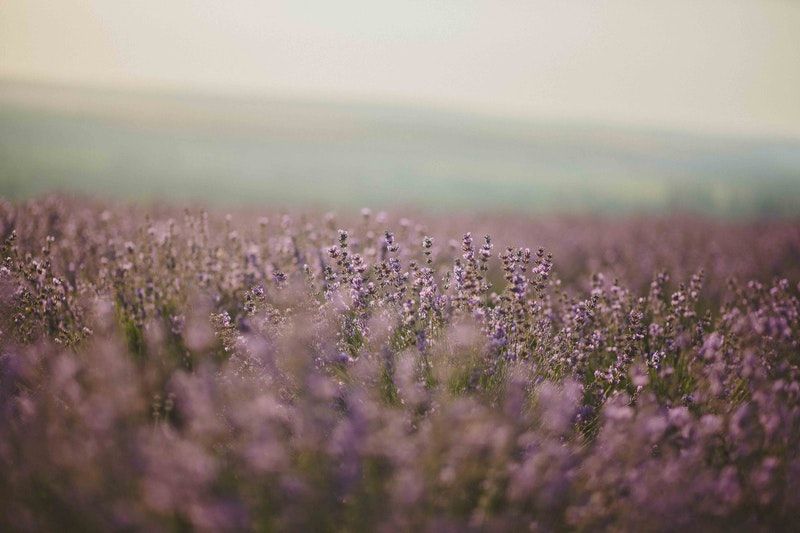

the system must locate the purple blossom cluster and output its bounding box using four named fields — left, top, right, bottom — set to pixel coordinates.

left=1, top=196, right=799, bottom=531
